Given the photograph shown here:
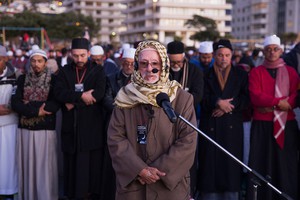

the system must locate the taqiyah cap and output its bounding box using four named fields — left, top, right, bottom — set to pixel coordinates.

left=30, top=49, right=48, bottom=60
left=7, top=50, right=13, bottom=56
left=122, top=48, right=136, bottom=59
left=90, top=45, right=104, bottom=55
left=199, top=41, right=213, bottom=53
left=122, top=43, right=130, bottom=50
left=263, top=35, right=281, bottom=48
left=16, top=49, right=22, bottom=56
